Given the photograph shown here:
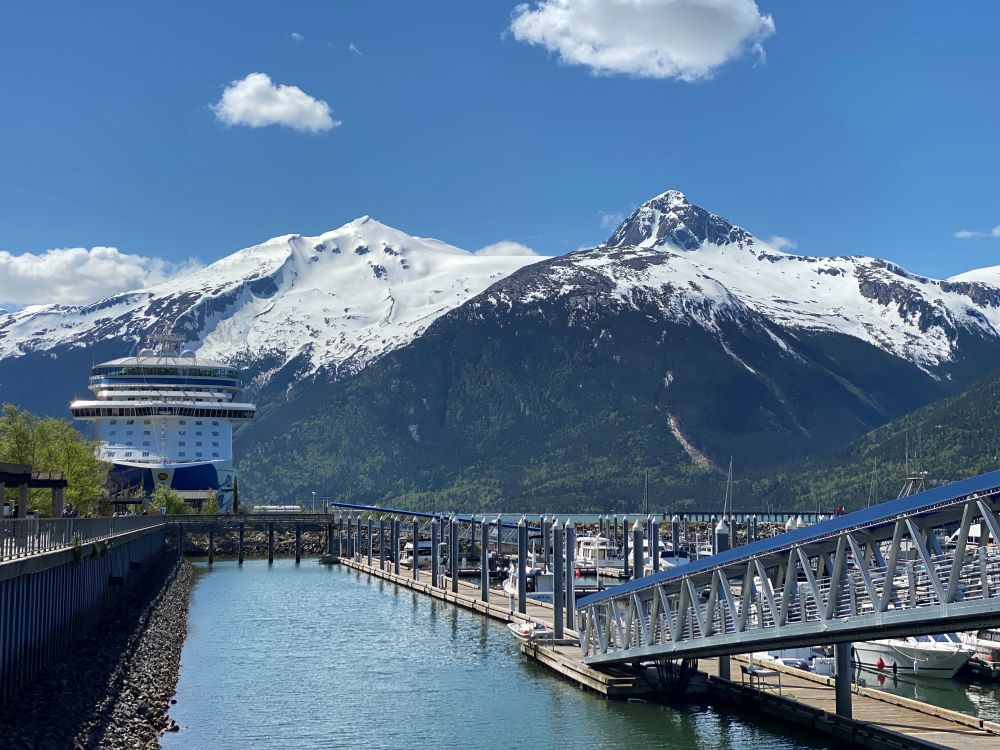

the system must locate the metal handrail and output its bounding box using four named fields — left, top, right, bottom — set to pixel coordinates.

left=0, top=516, right=166, bottom=563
